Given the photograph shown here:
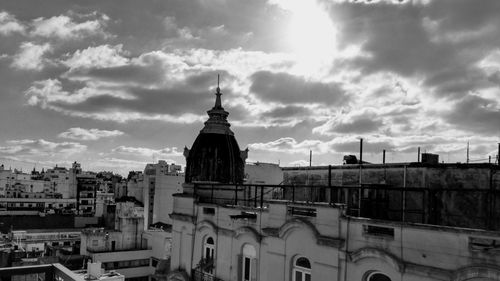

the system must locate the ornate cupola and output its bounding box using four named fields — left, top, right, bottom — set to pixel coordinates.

left=184, top=76, right=248, bottom=184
